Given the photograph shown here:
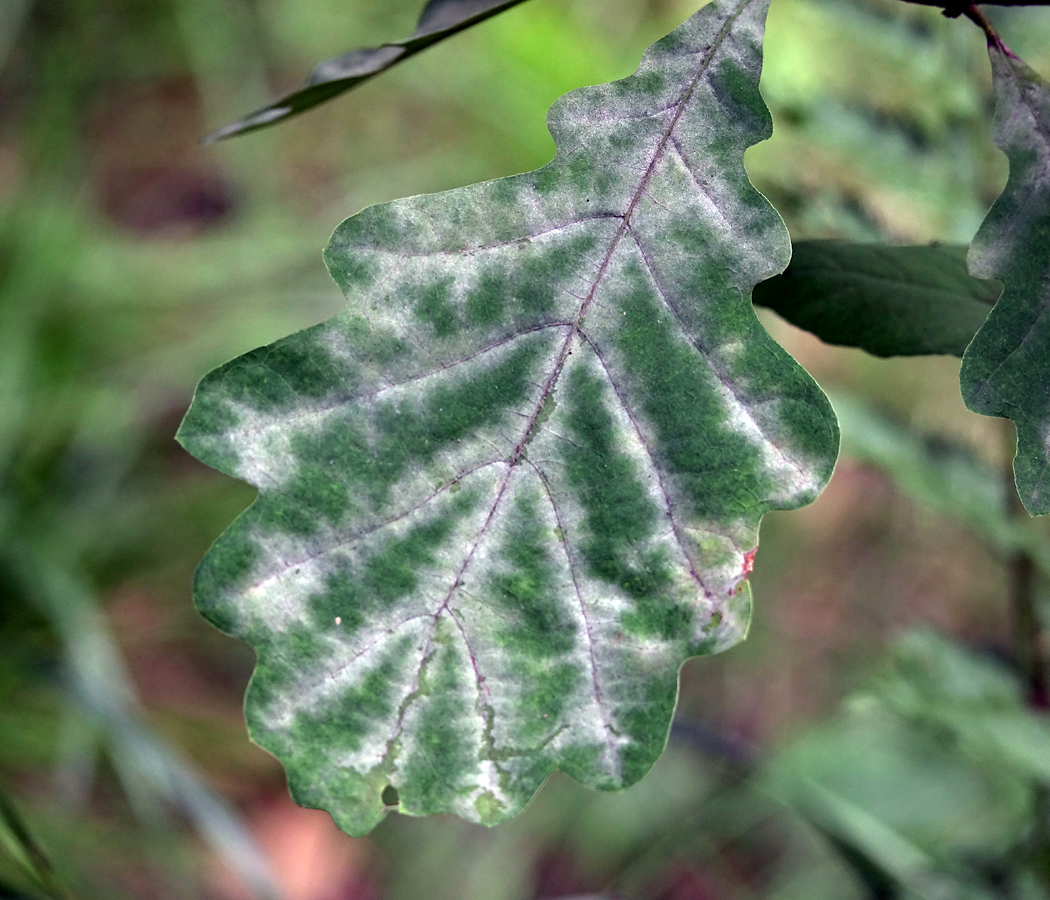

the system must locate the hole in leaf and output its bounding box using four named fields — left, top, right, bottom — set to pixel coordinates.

left=381, top=785, right=400, bottom=807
